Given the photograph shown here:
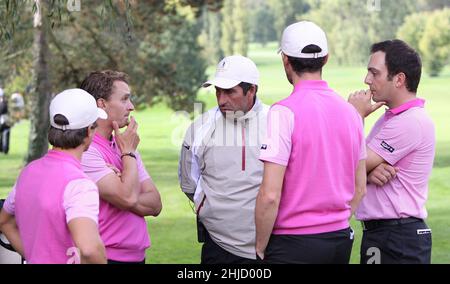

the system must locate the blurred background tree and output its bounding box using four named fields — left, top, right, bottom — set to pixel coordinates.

left=248, top=0, right=276, bottom=46
left=267, top=0, right=309, bottom=41
left=0, top=0, right=223, bottom=163
left=220, top=0, right=234, bottom=56
left=198, top=6, right=223, bottom=65
left=219, top=0, right=249, bottom=56
left=232, top=0, right=249, bottom=56
left=418, top=8, right=450, bottom=77
left=398, top=8, right=450, bottom=77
